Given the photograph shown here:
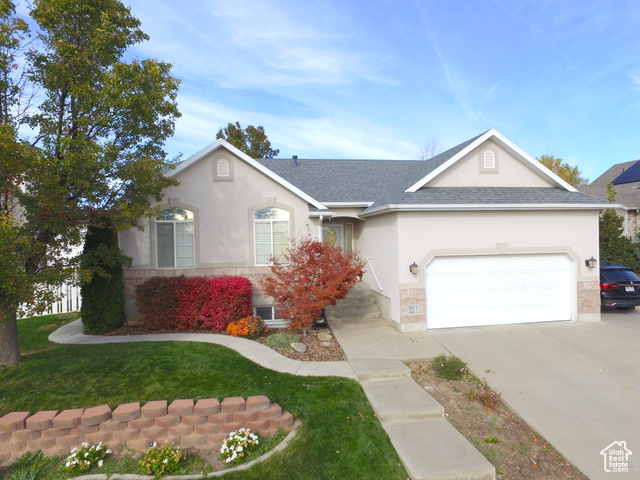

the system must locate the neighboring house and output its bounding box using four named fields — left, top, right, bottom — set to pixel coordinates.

left=580, top=160, right=640, bottom=237
left=119, top=128, right=610, bottom=331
